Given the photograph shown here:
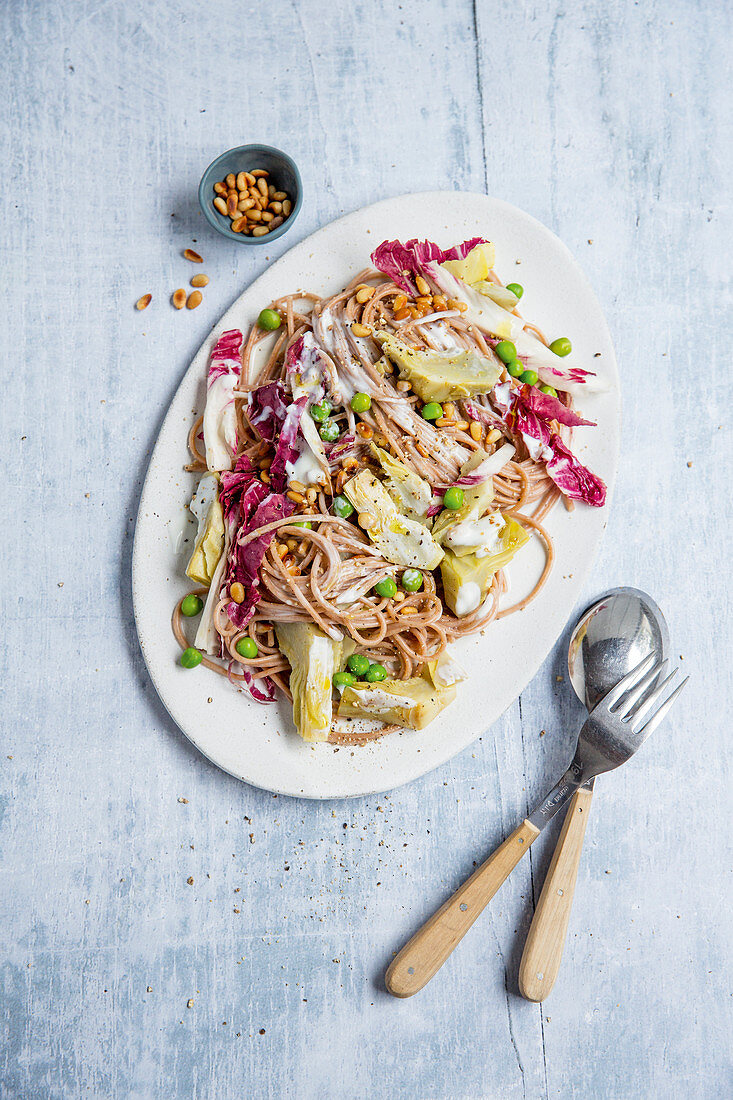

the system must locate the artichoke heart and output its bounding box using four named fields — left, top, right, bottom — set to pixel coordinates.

left=343, top=470, right=443, bottom=569
left=275, top=622, right=347, bottom=743
left=424, top=649, right=468, bottom=689
left=338, top=677, right=456, bottom=730
left=370, top=443, right=432, bottom=521
left=431, top=447, right=498, bottom=545
left=186, top=473, right=225, bottom=587
left=440, top=241, right=496, bottom=284
left=440, top=517, right=530, bottom=617
left=376, top=331, right=501, bottom=403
